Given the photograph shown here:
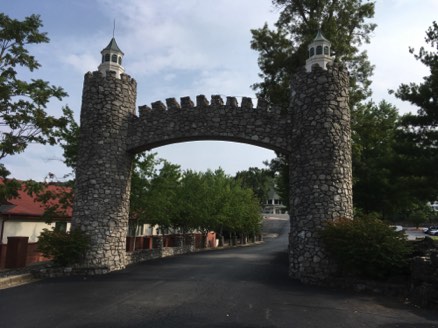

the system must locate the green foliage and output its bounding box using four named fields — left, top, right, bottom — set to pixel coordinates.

left=251, top=0, right=376, bottom=215
left=263, top=156, right=289, bottom=211
left=320, top=217, right=412, bottom=280
left=130, top=156, right=262, bottom=238
left=144, top=160, right=181, bottom=232
left=53, top=106, right=79, bottom=170
left=37, top=228, right=90, bottom=266
left=394, top=21, right=438, bottom=129
left=405, top=202, right=435, bottom=228
left=351, top=100, right=400, bottom=216
left=0, top=177, right=20, bottom=201
left=33, top=182, right=73, bottom=223
left=174, top=168, right=262, bottom=236
left=130, top=153, right=160, bottom=223
left=392, top=21, right=438, bottom=203
left=224, top=181, right=262, bottom=235
left=0, top=13, right=74, bottom=199
left=235, top=166, right=274, bottom=205
left=0, top=13, right=69, bottom=159
left=250, top=0, right=376, bottom=108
